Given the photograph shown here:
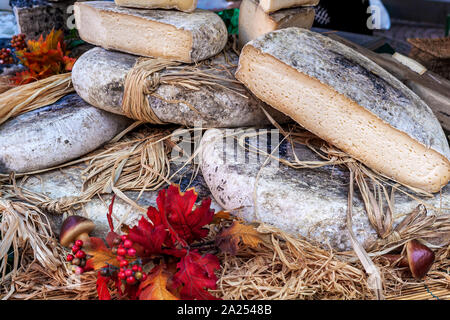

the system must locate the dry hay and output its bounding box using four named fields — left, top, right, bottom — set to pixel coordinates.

left=0, top=76, right=15, bottom=94
left=0, top=73, right=73, bottom=126
left=0, top=118, right=449, bottom=300
left=0, top=198, right=448, bottom=300
left=81, top=125, right=174, bottom=199
left=215, top=224, right=373, bottom=300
